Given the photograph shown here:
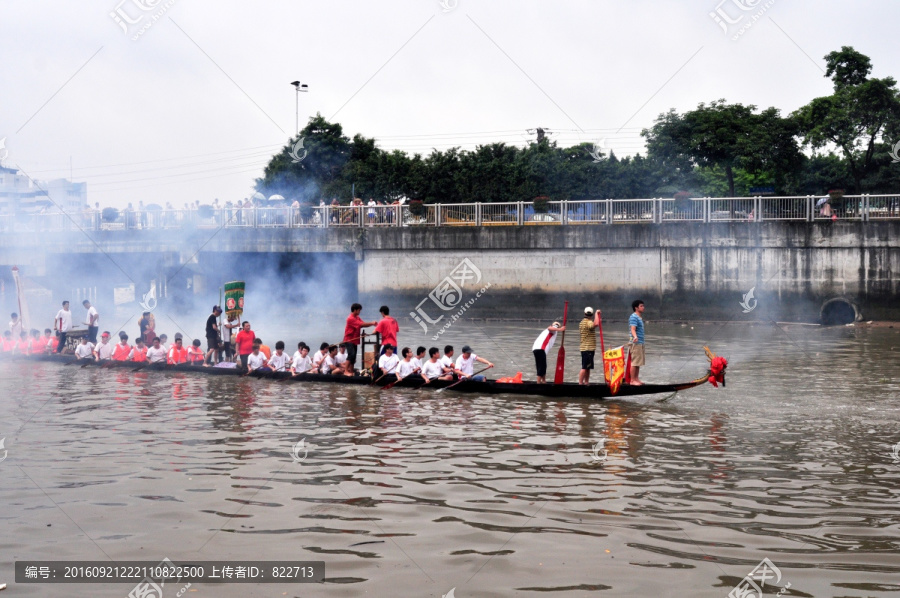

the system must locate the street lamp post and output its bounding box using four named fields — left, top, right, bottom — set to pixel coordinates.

left=290, top=81, right=309, bottom=136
